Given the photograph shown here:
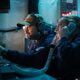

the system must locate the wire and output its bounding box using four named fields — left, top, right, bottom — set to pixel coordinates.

left=0, top=27, right=21, bottom=32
